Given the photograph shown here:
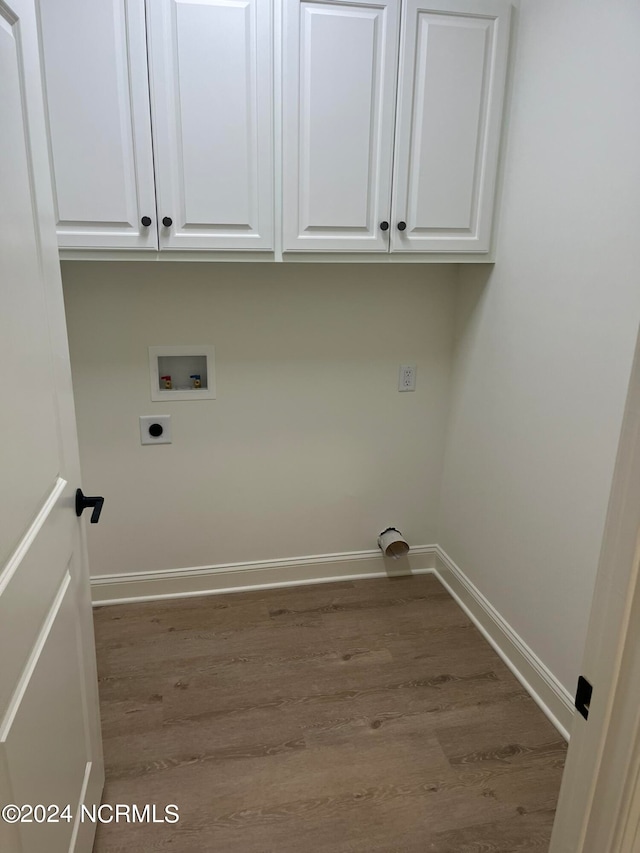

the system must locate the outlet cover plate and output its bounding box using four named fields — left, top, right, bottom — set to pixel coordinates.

left=399, top=364, right=416, bottom=392
left=140, top=415, right=172, bottom=445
